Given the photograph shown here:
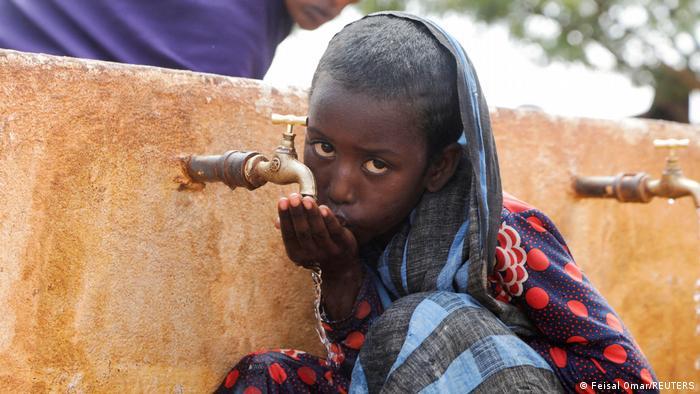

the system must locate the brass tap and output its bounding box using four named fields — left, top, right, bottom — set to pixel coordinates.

left=646, top=139, right=700, bottom=207
left=573, top=139, right=700, bottom=208
left=177, top=114, right=317, bottom=198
